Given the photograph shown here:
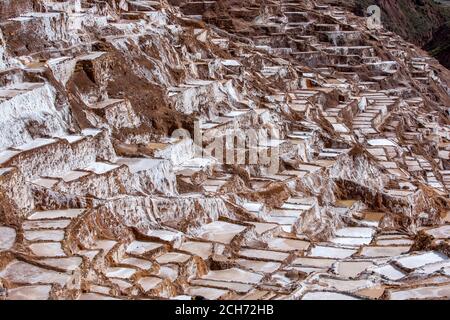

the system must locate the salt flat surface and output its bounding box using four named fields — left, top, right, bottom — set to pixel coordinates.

left=203, top=268, right=263, bottom=284
left=309, top=245, right=357, bottom=259
left=195, top=221, right=246, bottom=244
left=116, top=157, right=163, bottom=173
left=302, top=291, right=359, bottom=300
left=394, top=252, right=447, bottom=269
left=28, top=209, right=85, bottom=220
